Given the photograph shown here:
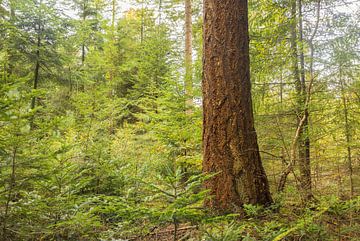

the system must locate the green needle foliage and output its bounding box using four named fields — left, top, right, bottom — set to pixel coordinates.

left=146, top=164, right=211, bottom=240
left=0, top=0, right=359, bottom=240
